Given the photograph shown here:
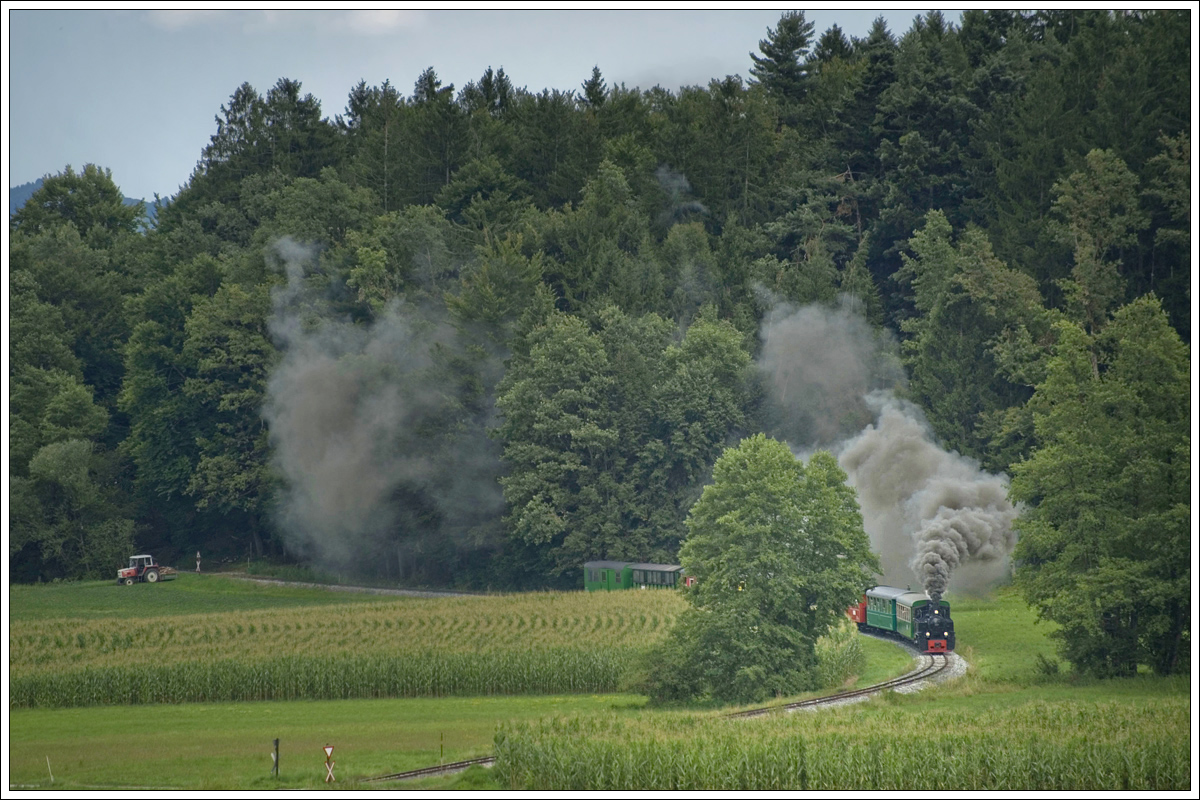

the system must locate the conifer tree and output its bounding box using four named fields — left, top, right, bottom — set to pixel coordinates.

left=1012, top=296, right=1189, bottom=676
left=749, top=11, right=816, bottom=103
